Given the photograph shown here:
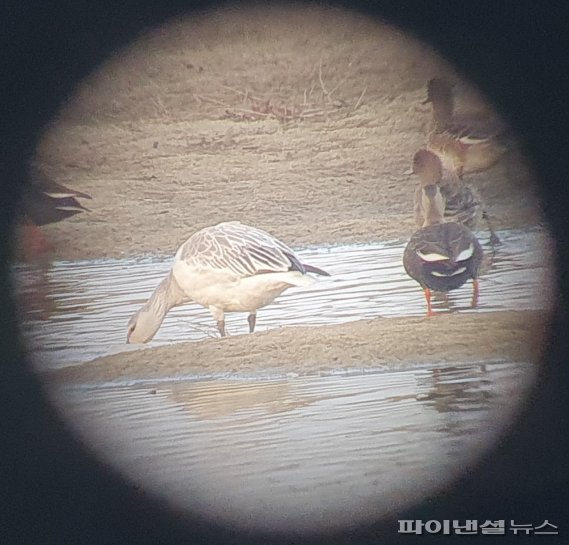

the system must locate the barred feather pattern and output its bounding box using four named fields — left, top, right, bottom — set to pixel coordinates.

left=414, top=168, right=482, bottom=230
left=440, top=183, right=482, bottom=229
left=178, top=221, right=308, bottom=277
